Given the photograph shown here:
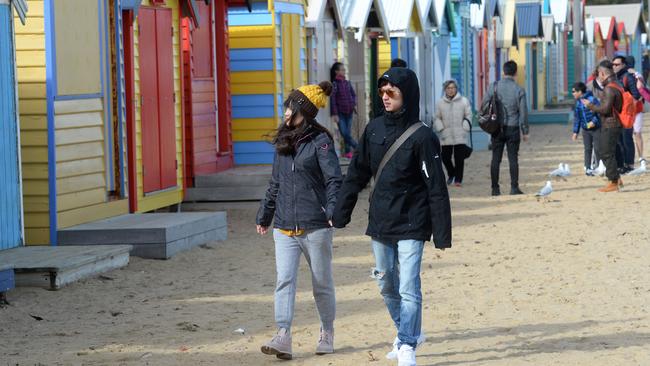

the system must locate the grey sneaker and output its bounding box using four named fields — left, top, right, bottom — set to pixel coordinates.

left=315, top=328, right=334, bottom=355
left=261, top=328, right=292, bottom=360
